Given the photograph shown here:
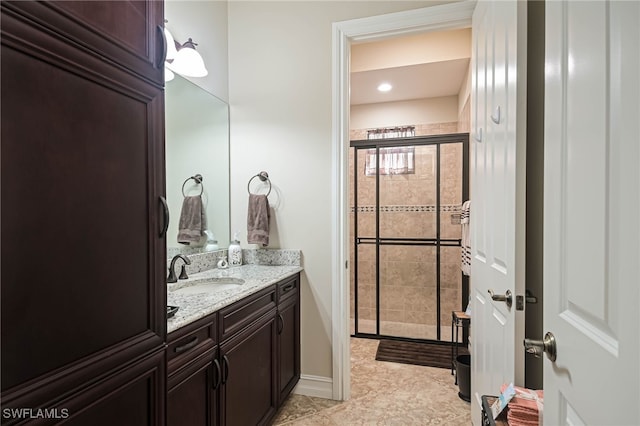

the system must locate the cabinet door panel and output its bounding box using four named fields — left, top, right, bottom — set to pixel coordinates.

left=60, top=350, right=165, bottom=426
left=2, top=1, right=164, bottom=85
left=0, top=2, right=165, bottom=400
left=168, top=350, right=217, bottom=426
left=278, top=295, right=300, bottom=403
left=221, top=314, right=277, bottom=426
